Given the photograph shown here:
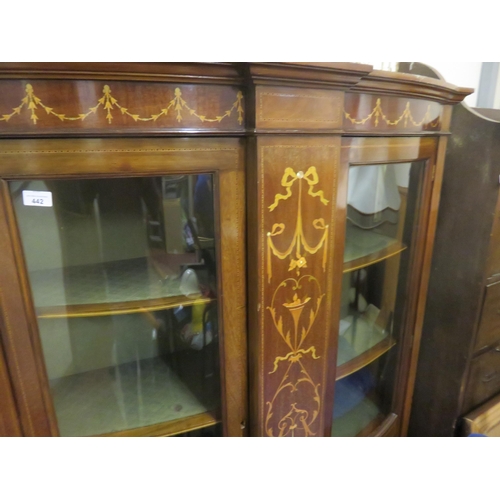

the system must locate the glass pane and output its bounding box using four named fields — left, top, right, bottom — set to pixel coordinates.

left=332, top=162, right=426, bottom=436
left=10, top=175, right=220, bottom=436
